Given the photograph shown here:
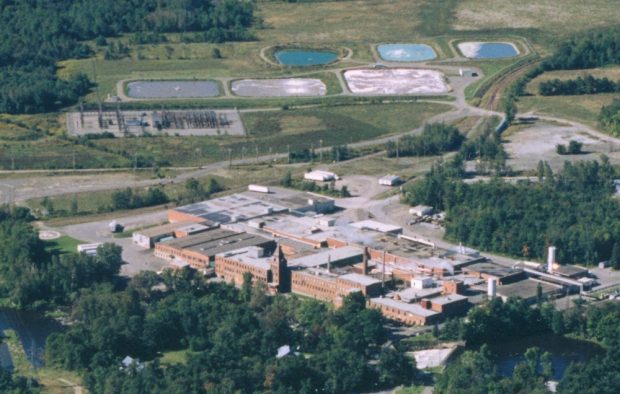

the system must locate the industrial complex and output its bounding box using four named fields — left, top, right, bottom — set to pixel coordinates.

left=125, top=185, right=599, bottom=326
